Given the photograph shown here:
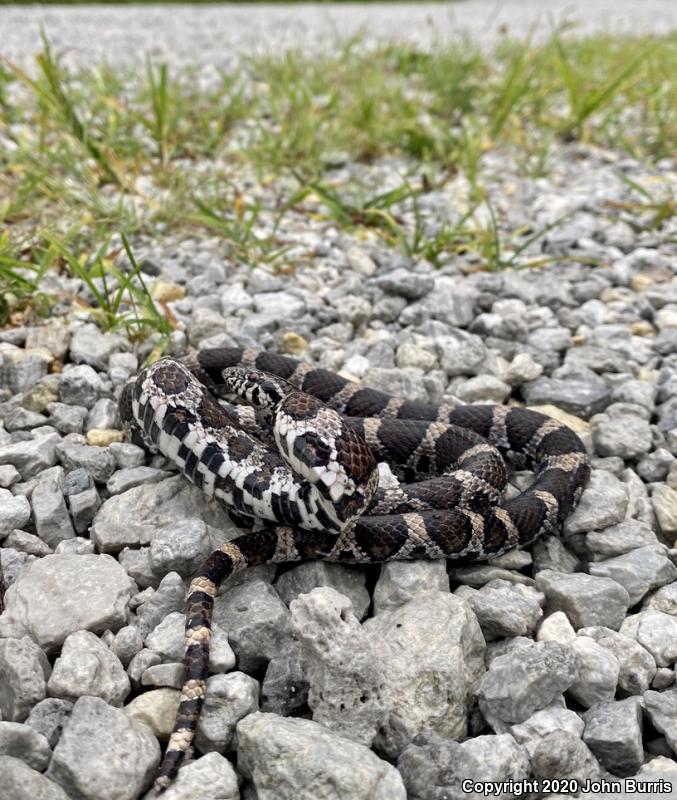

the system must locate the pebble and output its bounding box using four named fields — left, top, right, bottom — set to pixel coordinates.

left=531, top=730, right=603, bottom=783
left=578, top=626, right=656, bottom=695
left=564, top=470, right=629, bottom=534
left=148, top=751, right=240, bottom=800
left=455, top=579, right=543, bottom=640
left=47, top=402, right=87, bottom=434
left=0, top=554, right=134, bottom=651
left=56, top=440, right=117, bottom=483
left=276, top=561, right=370, bottom=619
left=588, top=544, right=677, bottom=605
left=57, top=364, right=105, bottom=409
left=652, top=484, right=677, bottom=538
left=567, top=636, right=620, bottom=707
left=46, top=696, right=160, bottom=800
left=535, top=569, right=630, bottom=630
left=48, top=629, right=131, bottom=706
left=31, top=466, right=75, bottom=548
left=213, top=579, right=291, bottom=673
left=582, top=697, right=644, bottom=777
left=123, top=688, right=180, bottom=738
left=372, top=560, right=449, bottom=614
left=0, top=489, right=31, bottom=538
left=290, top=587, right=387, bottom=746
left=364, top=592, right=485, bottom=755
left=0, top=433, right=60, bottom=479
left=0, top=636, right=51, bottom=722
left=621, top=610, right=677, bottom=667
left=643, top=687, right=677, bottom=755
left=475, top=641, right=579, bottom=729
left=195, top=671, right=259, bottom=753
left=0, top=721, right=52, bottom=771
left=25, top=698, right=74, bottom=749
left=145, top=611, right=235, bottom=673
left=509, top=705, right=584, bottom=757
left=0, top=754, right=71, bottom=800
left=237, top=712, right=406, bottom=800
